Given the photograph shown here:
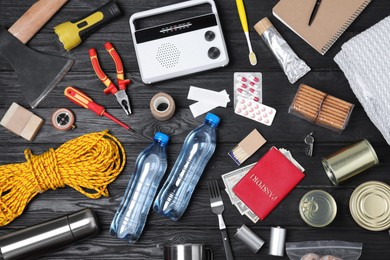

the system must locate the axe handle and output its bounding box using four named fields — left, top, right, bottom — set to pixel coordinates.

left=8, top=0, right=68, bottom=44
